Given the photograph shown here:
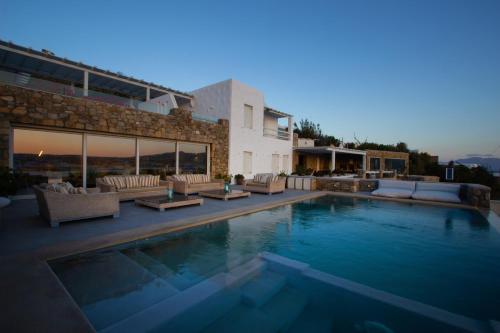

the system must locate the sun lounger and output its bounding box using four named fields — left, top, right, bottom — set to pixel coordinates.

left=411, top=182, right=461, bottom=203
left=371, top=180, right=416, bottom=199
